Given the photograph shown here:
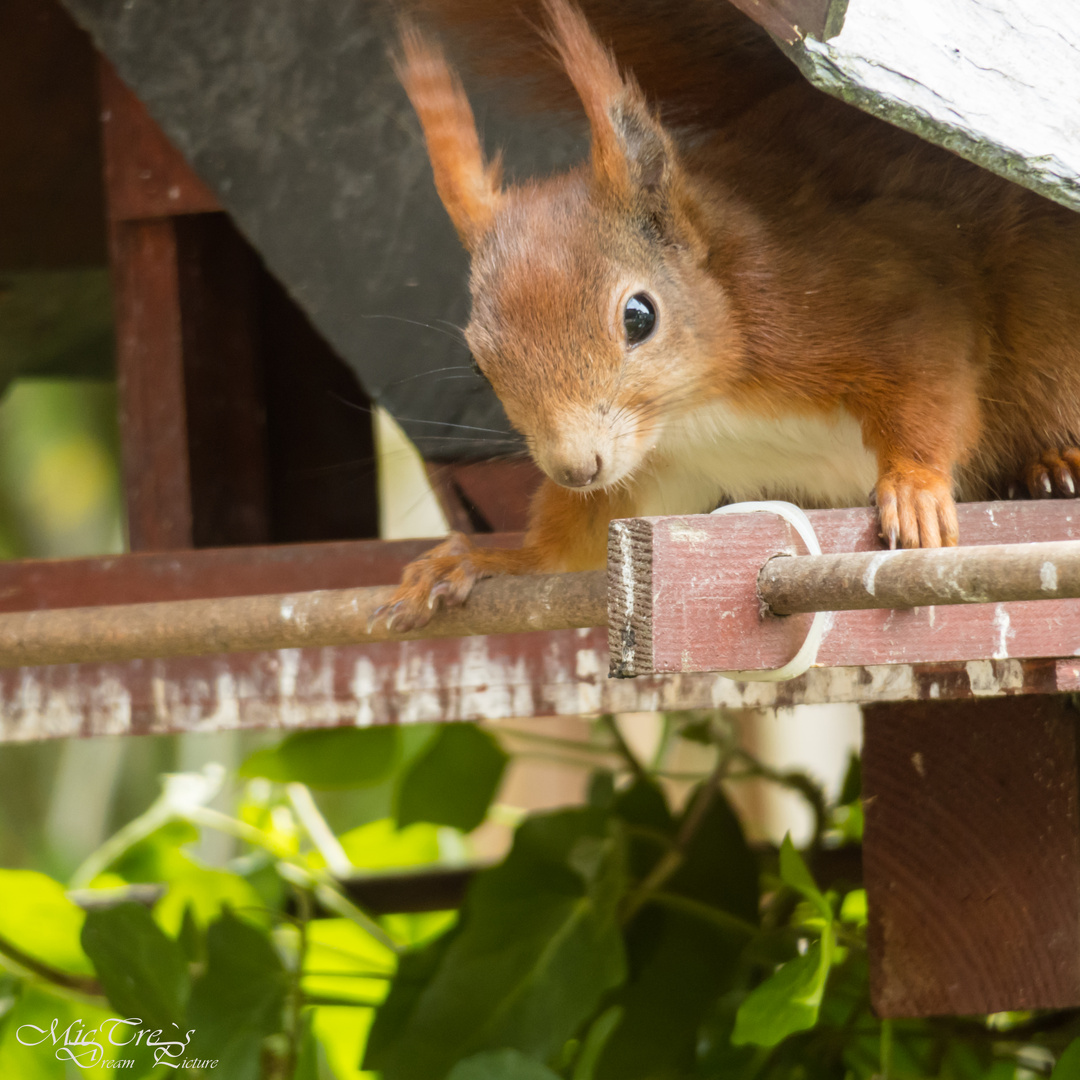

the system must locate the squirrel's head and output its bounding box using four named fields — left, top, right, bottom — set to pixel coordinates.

left=396, top=0, right=739, bottom=491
